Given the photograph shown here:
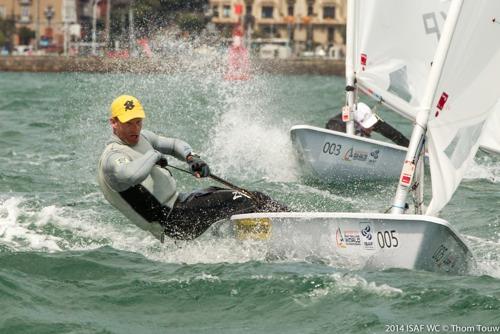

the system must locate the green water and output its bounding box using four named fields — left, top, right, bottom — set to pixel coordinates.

left=0, top=71, right=499, bottom=334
